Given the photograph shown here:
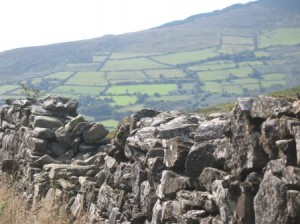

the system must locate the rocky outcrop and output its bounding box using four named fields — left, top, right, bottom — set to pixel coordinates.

left=1, top=95, right=300, bottom=223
